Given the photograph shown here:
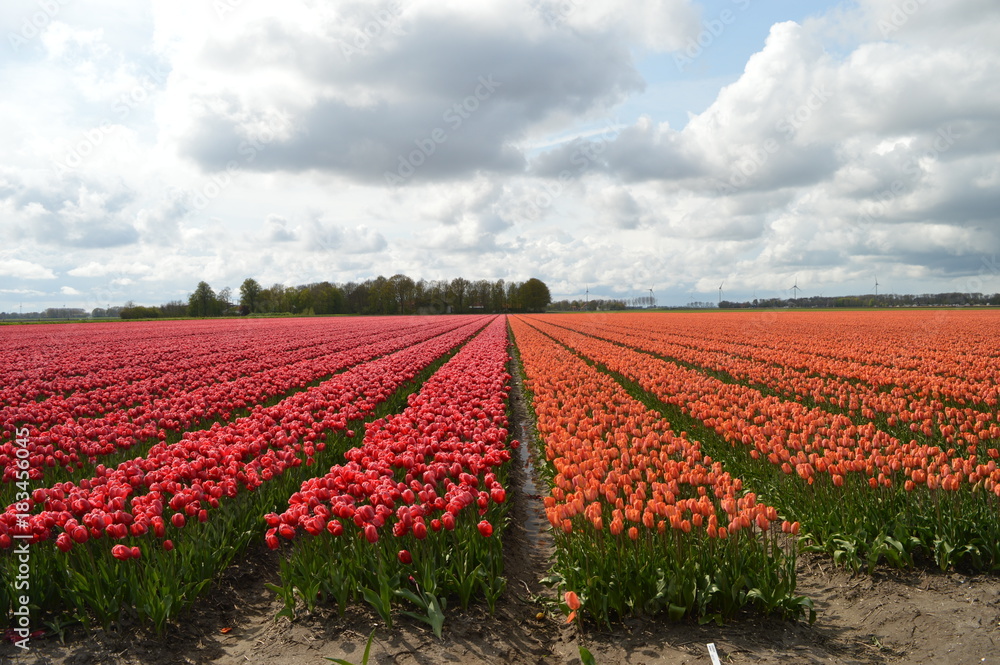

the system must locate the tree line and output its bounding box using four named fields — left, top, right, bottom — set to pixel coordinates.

left=718, top=291, right=1000, bottom=309
left=155, top=275, right=552, bottom=318
left=548, top=299, right=627, bottom=312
